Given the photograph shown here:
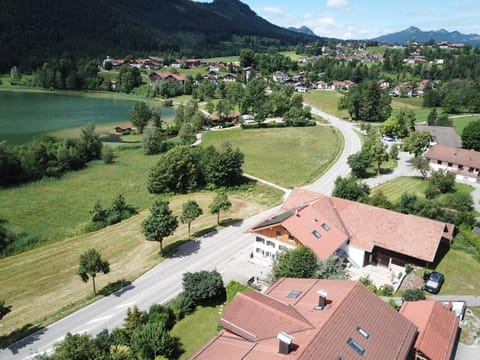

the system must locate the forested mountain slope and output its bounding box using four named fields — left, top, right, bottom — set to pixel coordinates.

left=0, top=0, right=319, bottom=71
